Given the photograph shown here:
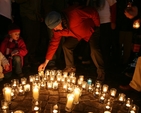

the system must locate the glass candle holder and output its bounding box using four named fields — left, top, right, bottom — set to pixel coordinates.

left=40, top=81, right=46, bottom=89
left=82, top=81, right=87, bottom=89
left=118, top=93, right=126, bottom=103
left=47, top=81, right=53, bottom=89
left=110, top=88, right=117, bottom=97
left=87, top=78, right=92, bottom=85
left=128, top=104, right=139, bottom=113
left=53, top=81, right=58, bottom=89
left=73, top=87, right=81, bottom=104
left=21, top=77, right=27, bottom=85
left=1, top=100, right=9, bottom=110
left=133, top=21, right=140, bottom=29
left=56, top=75, right=62, bottom=82
left=104, top=99, right=112, bottom=113
left=65, top=94, right=74, bottom=112
left=71, top=77, right=76, bottom=84
left=67, top=83, right=74, bottom=93
left=29, top=75, right=35, bottom=83
left=102, top=84, right=109, bottom=93
left=79, top=75, right=84, bottom=82
left=77, top=79, right=82, bottom=86
left=45, top=69, right=50, bottom=76
left=24, top=84, right=30, bottom=92
left=63, top=72, right=68, bottom=78
left=69, top=72, right=75, bottom=77
left=93, top=87, right=101, bottom=97
left=51, top=104, right=60, bottom=113
left=35, top=75, right=40, bottom=82
left=18, top=84, right=25, bottom=95
left=38, top=70, right=44, bottom=77
left=11, top=79, right=19, bottom=87
left=32, top=100, right=42, bottom=112
left=95, top=80, right=102, bottom=89
left=99, top=93, right=106, bottom=103
left=63, top=82, right=68, bottom=91
left=125, top=98, right=133, bottom=109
